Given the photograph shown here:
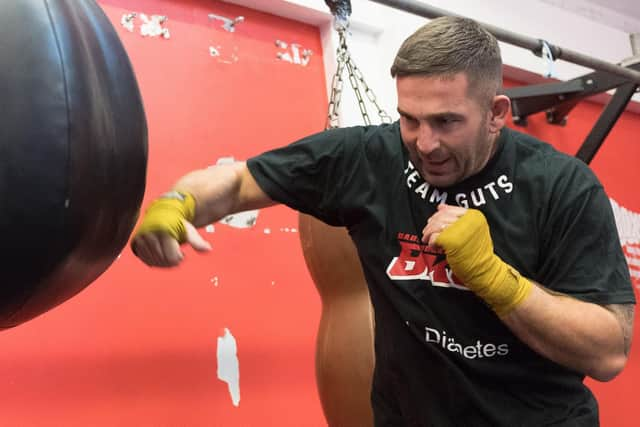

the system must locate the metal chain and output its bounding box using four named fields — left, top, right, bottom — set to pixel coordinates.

left=326, top=30, right=349, bottom=129
left=350, top=59, right=393, bottom=125
left=326, top=27, right=392, bottom=129
left=345, top=55, right=371, bottom=125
